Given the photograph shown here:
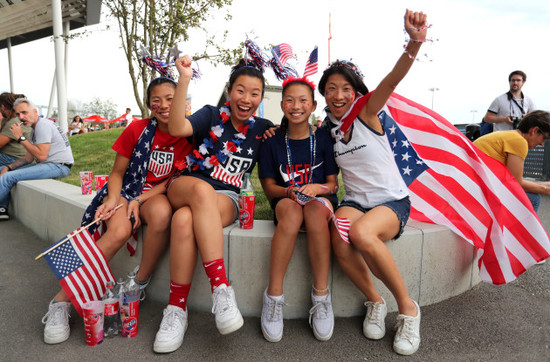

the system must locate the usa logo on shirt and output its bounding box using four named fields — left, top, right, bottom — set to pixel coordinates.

left=149, top=150, right=174, bottom=178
